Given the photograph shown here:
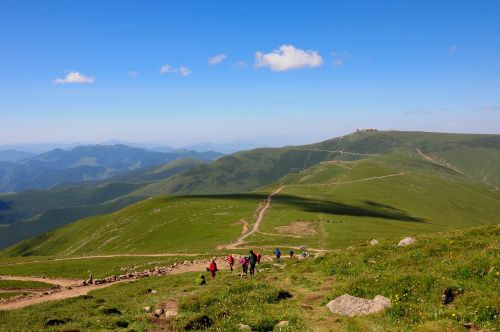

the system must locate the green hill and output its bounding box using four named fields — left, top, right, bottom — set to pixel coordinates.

left=0, top=159, right=203, bottom=249
left=5, top=148, right=499, bottom=257
left=2, top=131, right=499, bottom=255
left=134, top=131, right=500, bottom=196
